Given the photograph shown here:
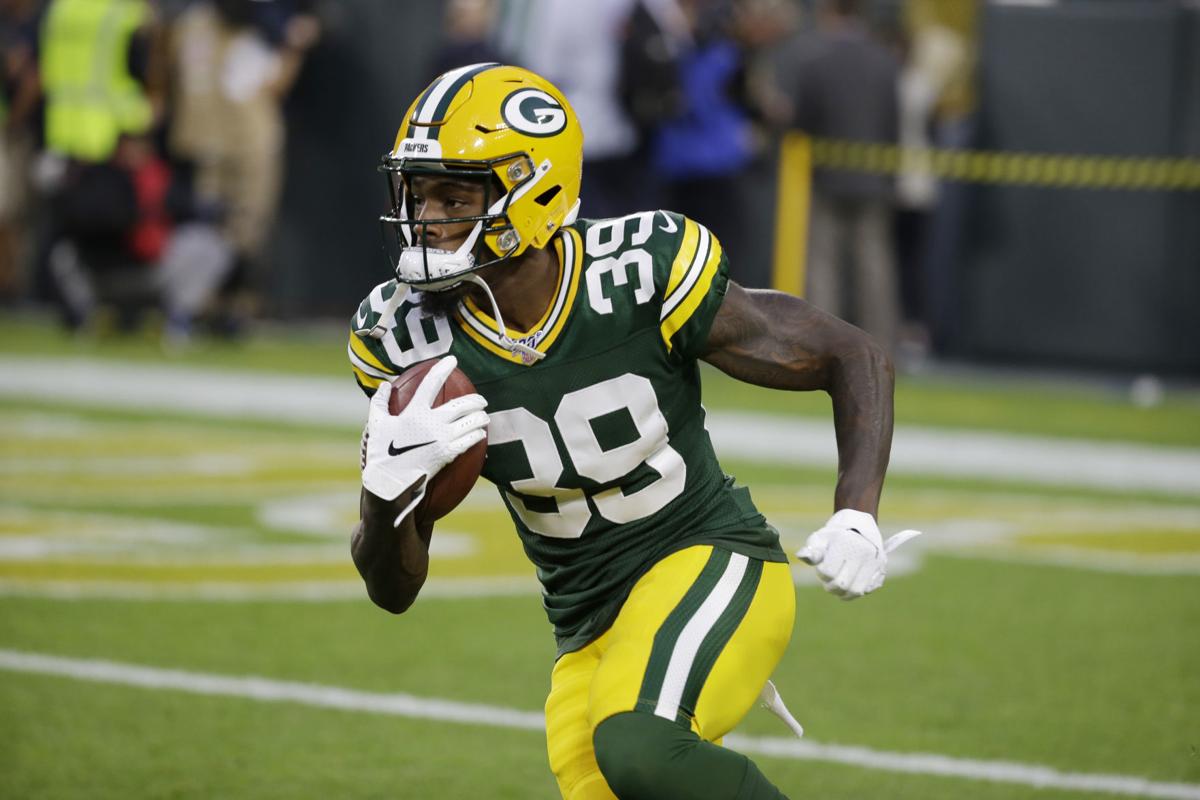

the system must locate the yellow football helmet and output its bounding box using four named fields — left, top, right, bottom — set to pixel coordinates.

left=379, top=63, right=584, bottom=290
